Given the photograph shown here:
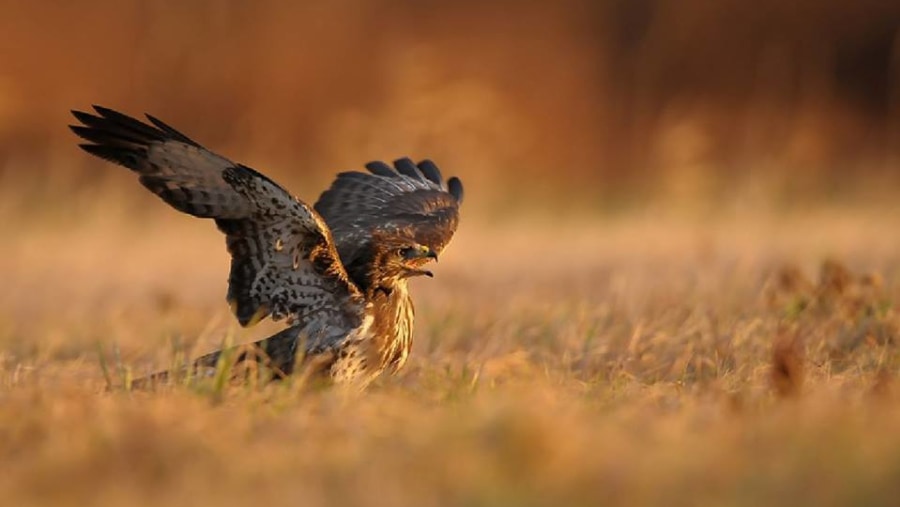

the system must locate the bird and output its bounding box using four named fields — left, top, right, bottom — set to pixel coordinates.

left=70, top=105, right=463, bottom=387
